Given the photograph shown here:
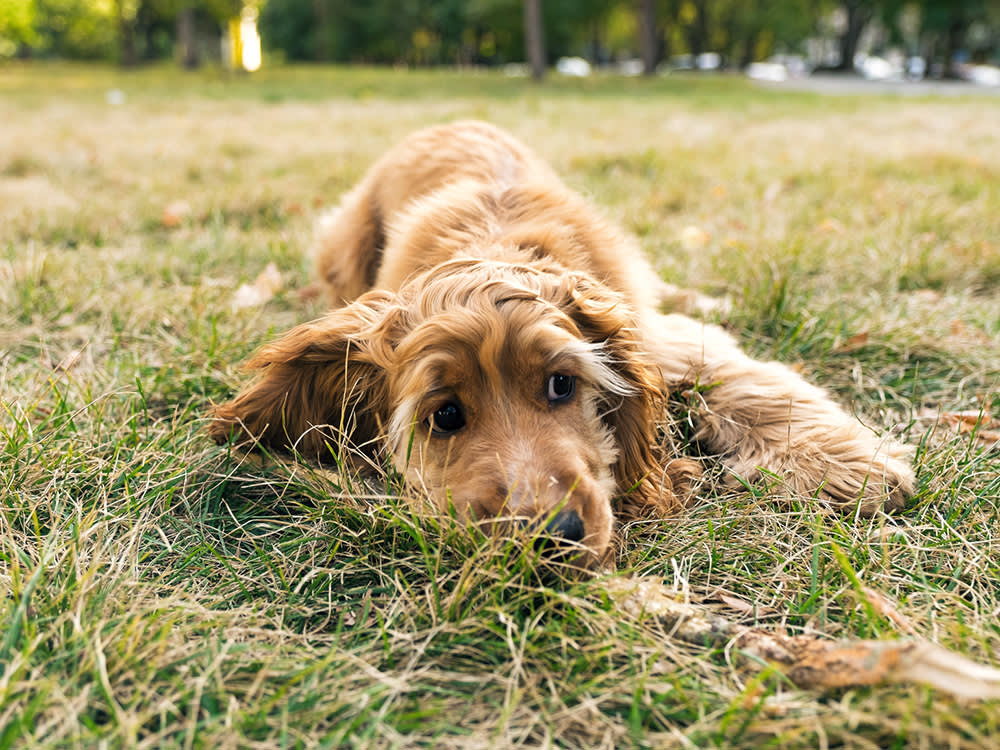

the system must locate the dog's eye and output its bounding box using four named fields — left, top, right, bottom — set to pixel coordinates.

left=547, top=374, right=575, bottom=403
left=427, top=402, right=465, bottom=435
